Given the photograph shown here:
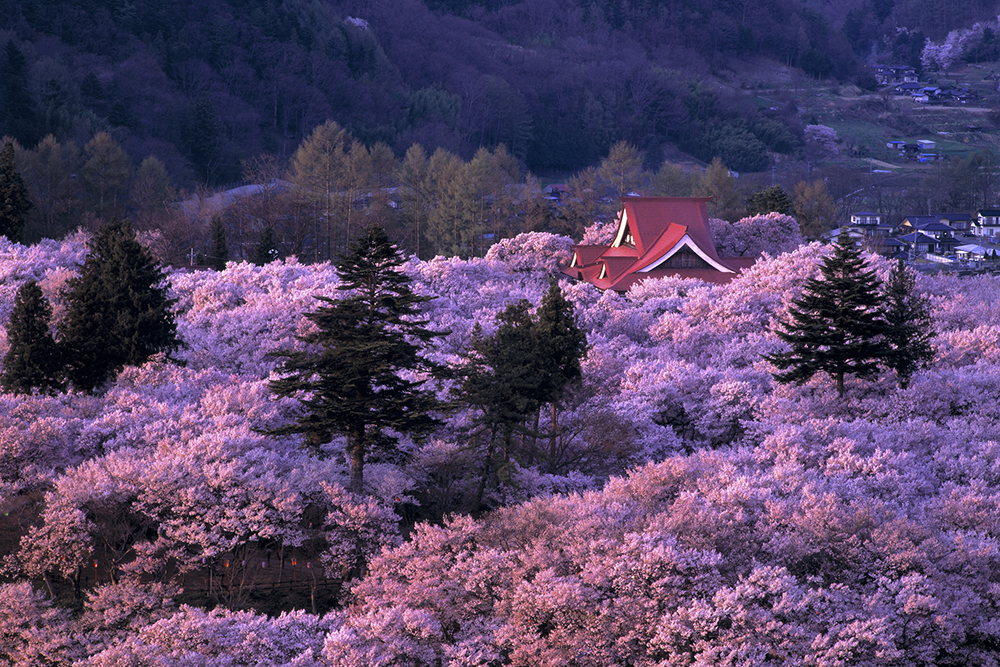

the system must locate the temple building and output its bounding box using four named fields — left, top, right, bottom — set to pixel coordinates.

left=563, top=196, right=755, bottom=291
